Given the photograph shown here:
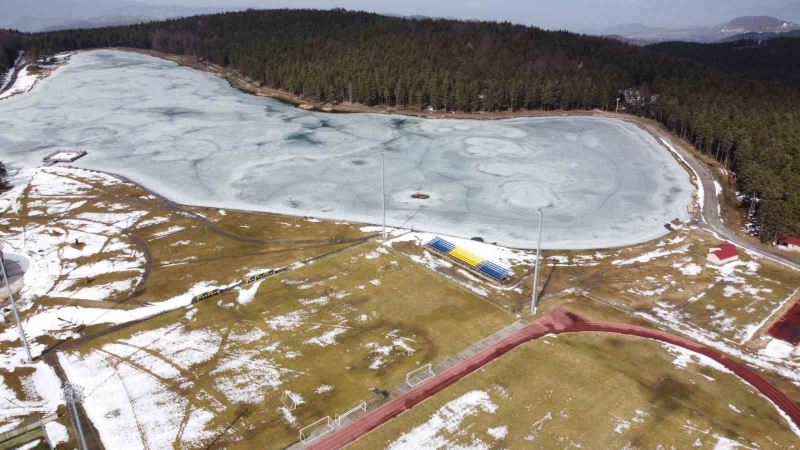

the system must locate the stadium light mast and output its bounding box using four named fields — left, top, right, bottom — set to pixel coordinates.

left=381, top=151, right=387, bottom=240
left=530, top=207, right=544, bottom=315
left=0, top=247, right=32, bottom=363
left=64, top=383, right=89, bottom=450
